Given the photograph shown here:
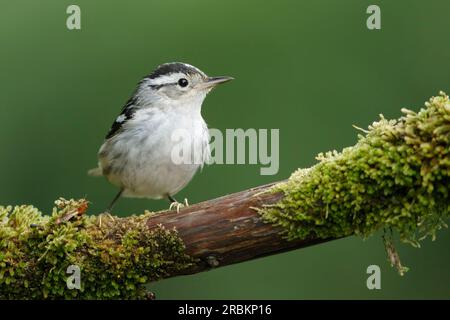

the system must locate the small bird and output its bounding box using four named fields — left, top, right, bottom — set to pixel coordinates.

left=89, top=62, right=233, bottom=212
